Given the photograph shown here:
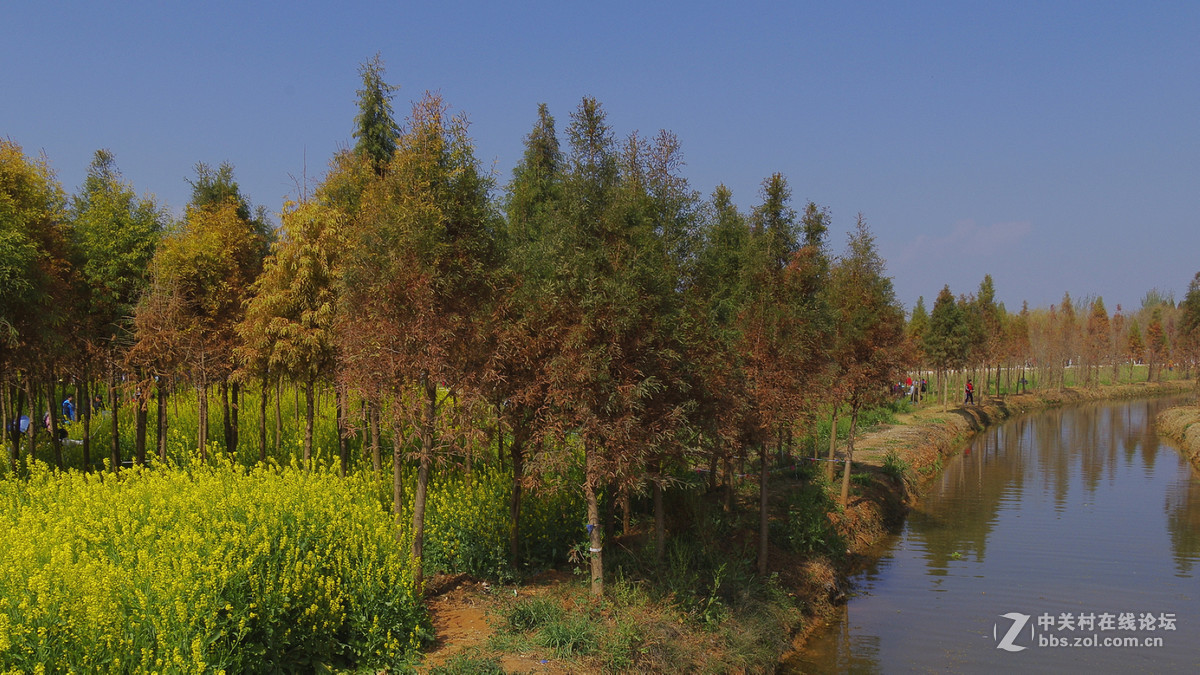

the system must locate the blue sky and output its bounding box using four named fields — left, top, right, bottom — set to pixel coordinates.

left=4, top=1, right=1198, bottom=312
